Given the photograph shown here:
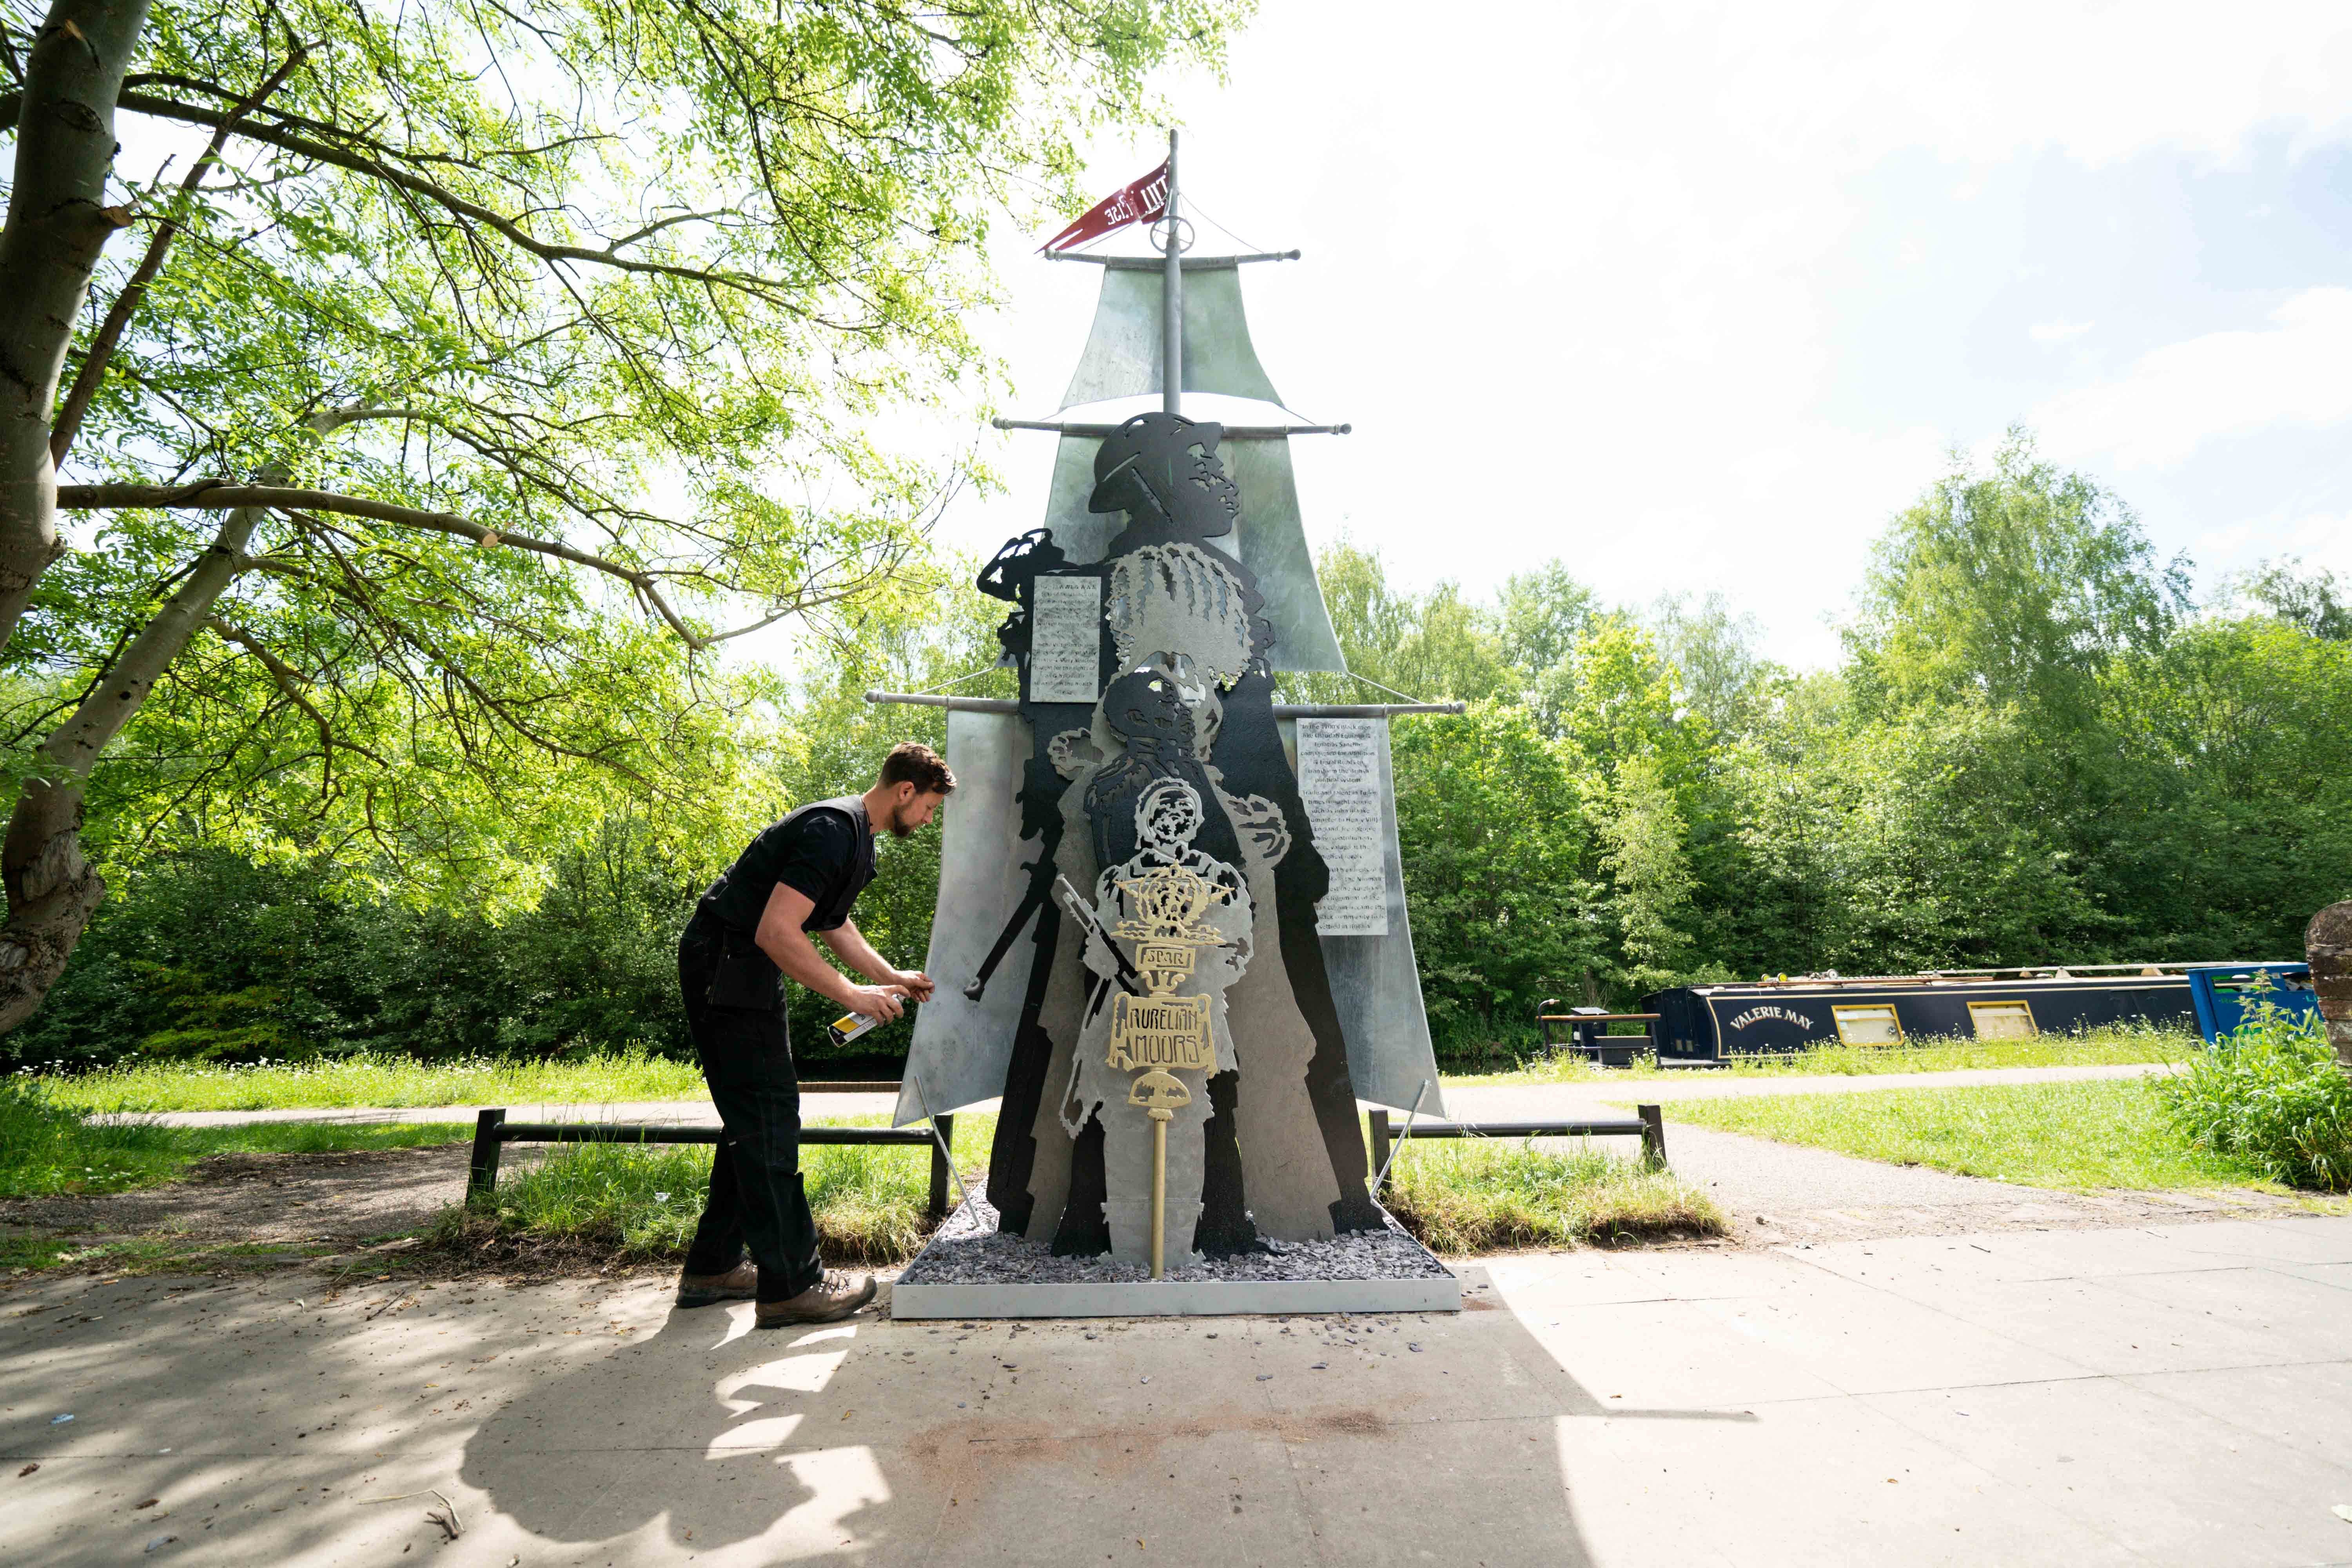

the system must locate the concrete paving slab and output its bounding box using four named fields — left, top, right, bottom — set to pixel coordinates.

left=1864, top=1373, right=2352, bottom=1567
left=931, top=1425, right=1312, bottom=1566
left=1555, top=1393, right=2147, bottom=1568
left=2091, top=1265, right=2352, bottom=1360
left=1850, top=1270, right=2306, bottom=1377
left=2269, top=1260, right=2352, bottom=1295
left=14, top=1218, right=2352, bottom=1566
left=1799, top=1222, right=2303, bottom=1287
left=2124, top=1358, right=2352, bottom=1472
left=1477, top=1252, right=1701, bottom=1309
left=1516, top=1297, right=1850, bottom=1410
left=1684, top=1279, right=2094, bottom=1396
left=1281, top=1416, right=1596, bottom=1567
left=2152, top=1217, right=2352, bottom=1267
